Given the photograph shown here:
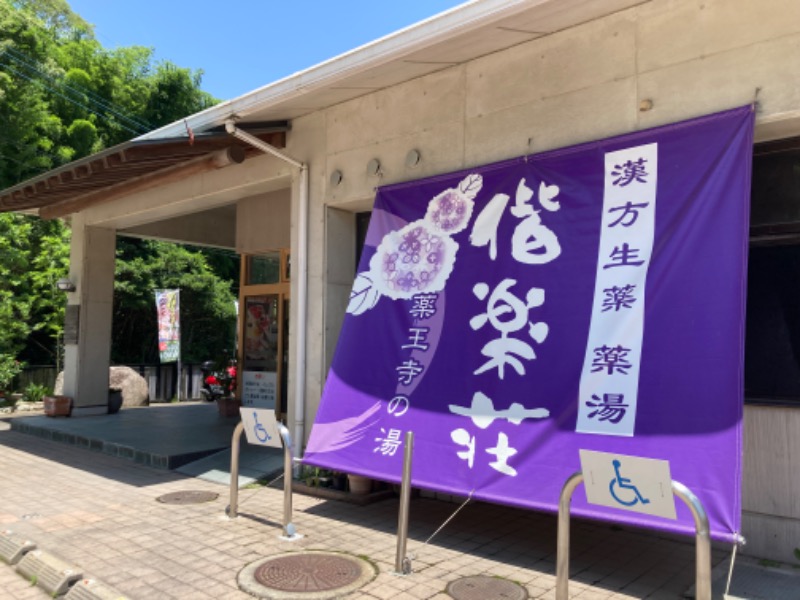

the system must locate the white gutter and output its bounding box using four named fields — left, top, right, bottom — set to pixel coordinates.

left=136, top=0, right=552, bottom=141
left=225, top=121, right=308, bottom=461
